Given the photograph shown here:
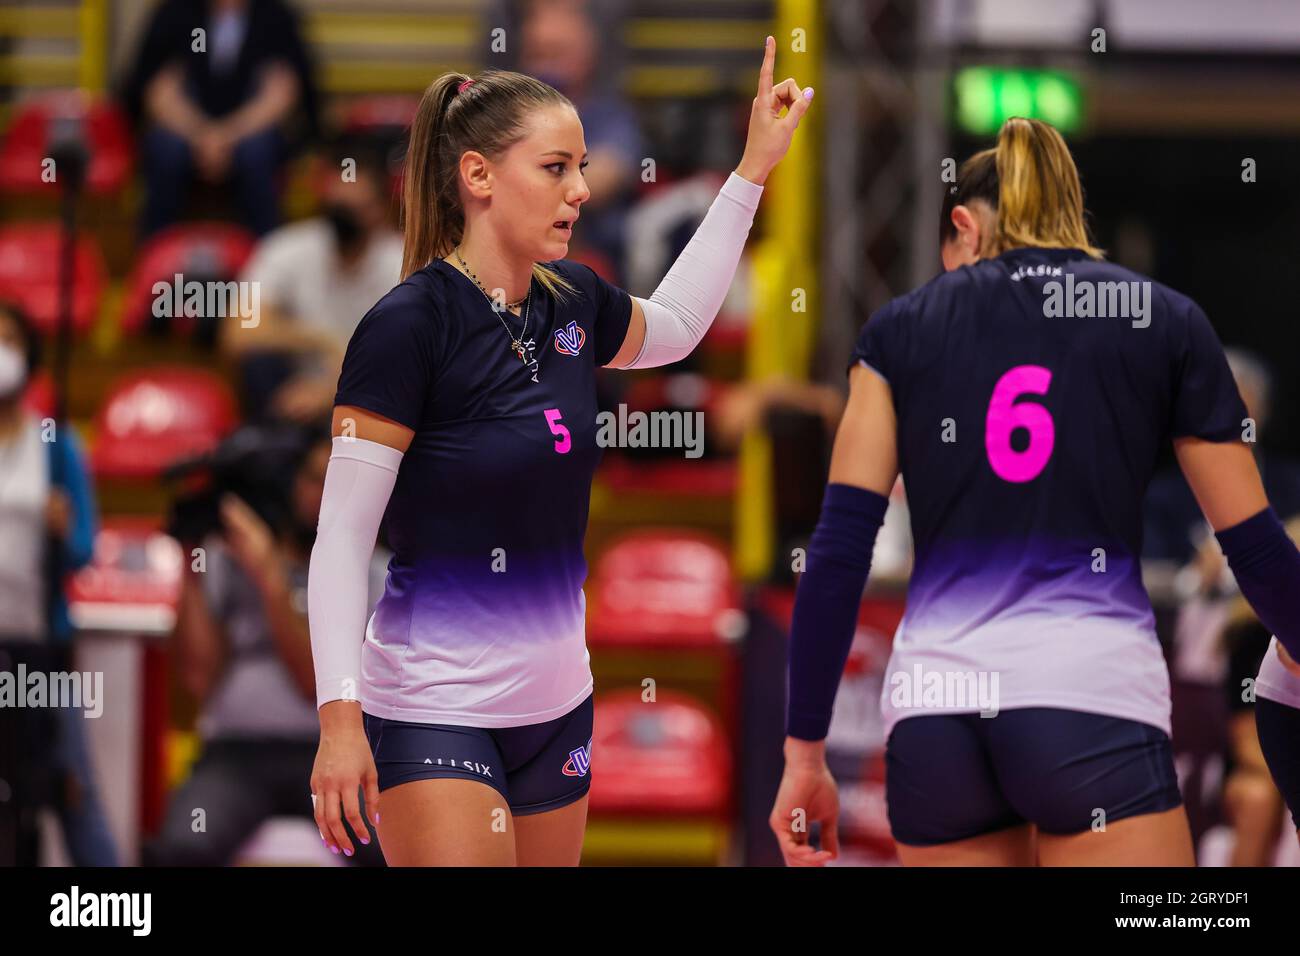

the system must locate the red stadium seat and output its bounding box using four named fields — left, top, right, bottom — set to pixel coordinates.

left=587, top=528, right=743, bottom=647
left=0, top=223, right=107, bottom=335
left=339, top=95, right=419, bottom=199
left=340, top=95, right=420, bottom=133
left=90, top=367, right=238, bottom=480
left=0, top=91, right=134, bottom=196
left=118, top=222, right=257, bottom=335
left=596, top=373, right=736, bottom=497
left=587, top=689, right=731, bottom=815
left=65, top=518, right=184, bottom=633
left=599, top=455, right=736, bottom=497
